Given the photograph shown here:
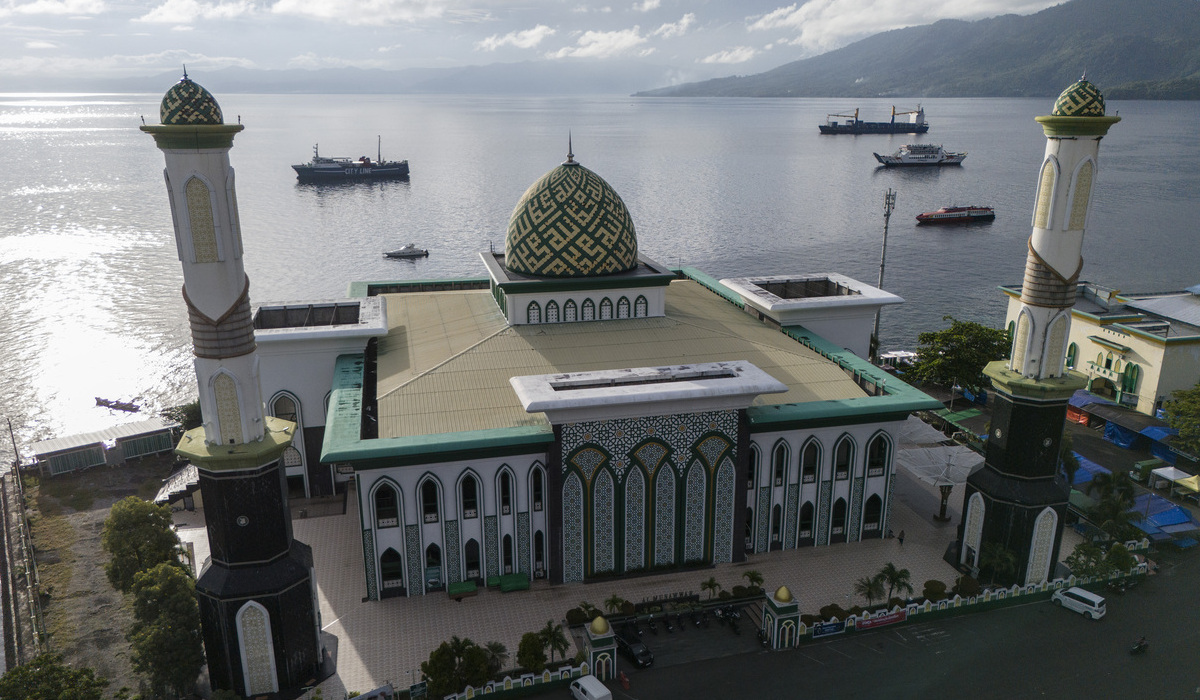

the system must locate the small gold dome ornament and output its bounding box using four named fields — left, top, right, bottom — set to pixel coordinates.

left=774, top=585, right=794, bottom=603
left=589, top=615, right=611, bottom=635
